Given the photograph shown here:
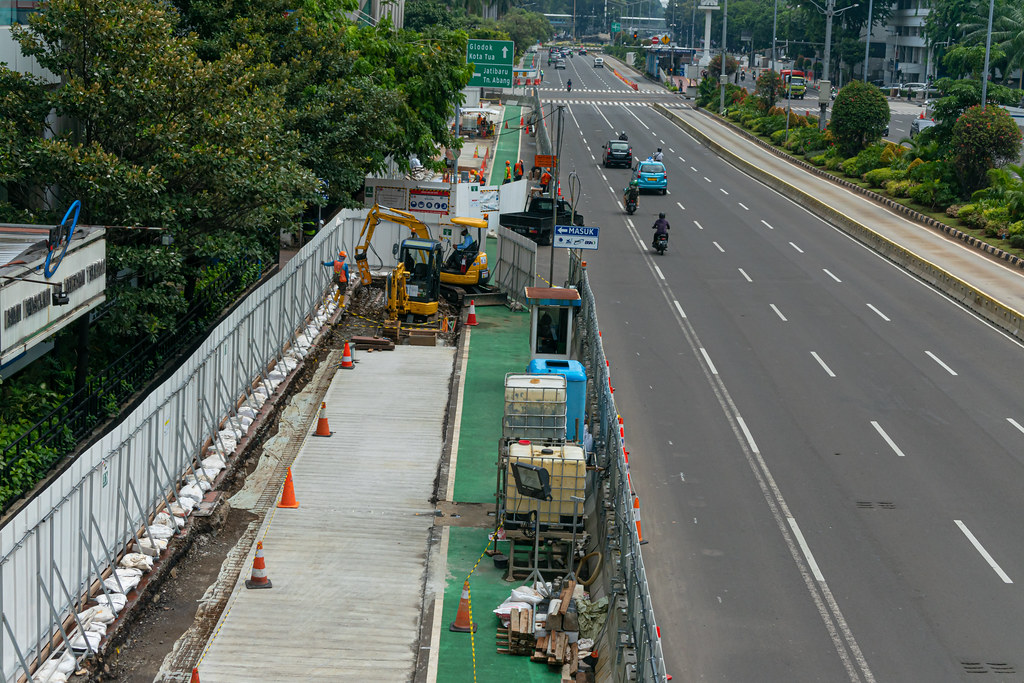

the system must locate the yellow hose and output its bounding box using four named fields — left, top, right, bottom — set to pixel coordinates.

left=576, top=550, right=603, bottom=587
